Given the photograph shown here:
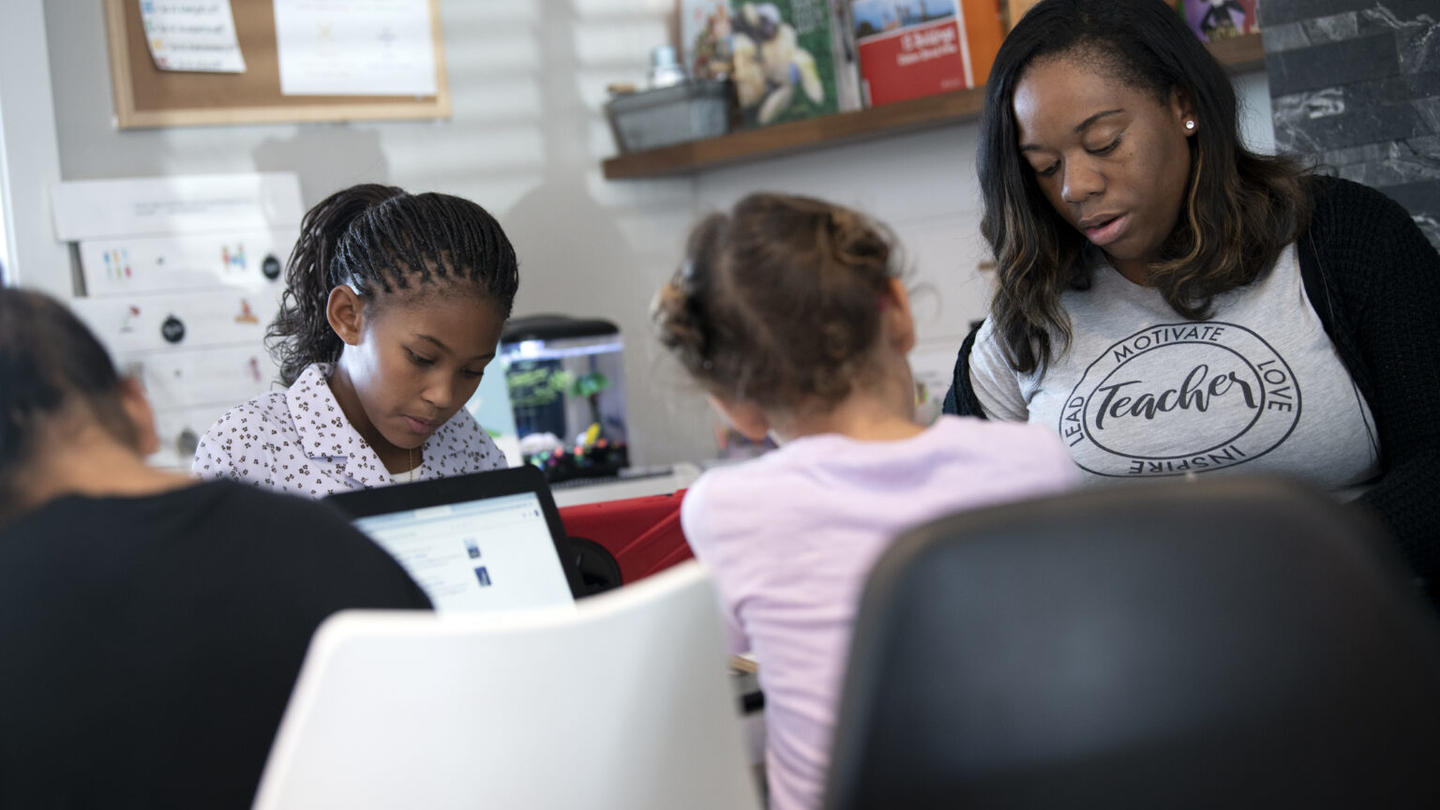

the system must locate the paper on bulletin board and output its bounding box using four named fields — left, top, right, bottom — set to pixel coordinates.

left=273, top=0, right=438, bottom=96
left=139, top=0, right=247, bottom=73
